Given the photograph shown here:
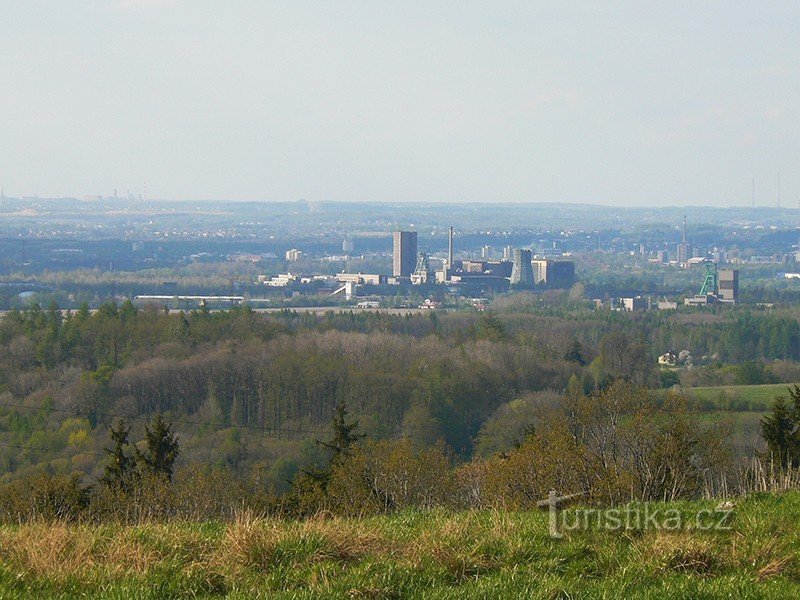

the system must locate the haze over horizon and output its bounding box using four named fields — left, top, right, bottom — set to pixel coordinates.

left=1, top=1, right=798, bottom=207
